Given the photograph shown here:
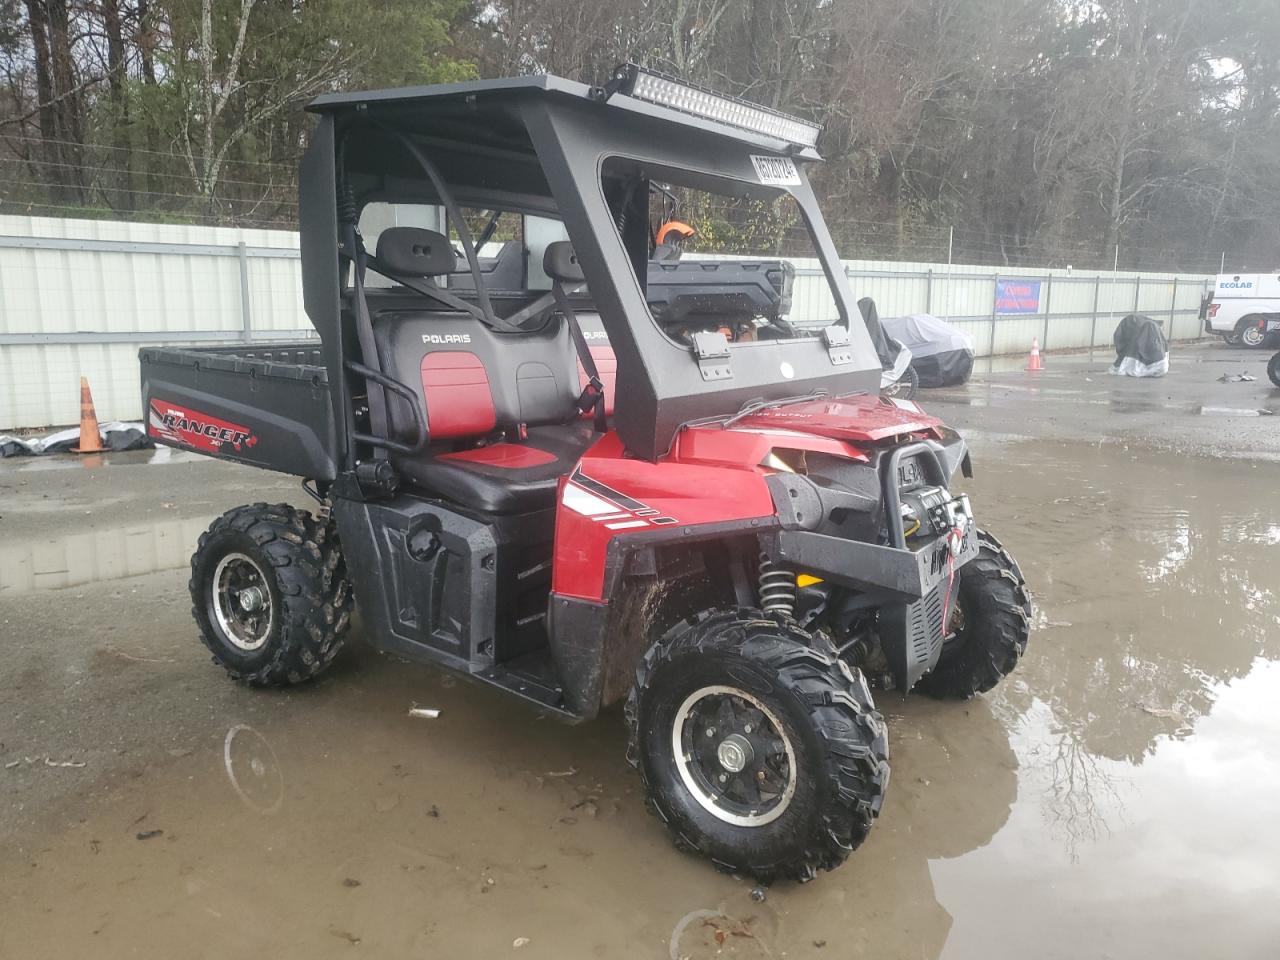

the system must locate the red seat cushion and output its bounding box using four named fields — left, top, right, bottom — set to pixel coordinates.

left=436, top=443, right=558, bottom=468
left=421, top=352, right=497, bottom=439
